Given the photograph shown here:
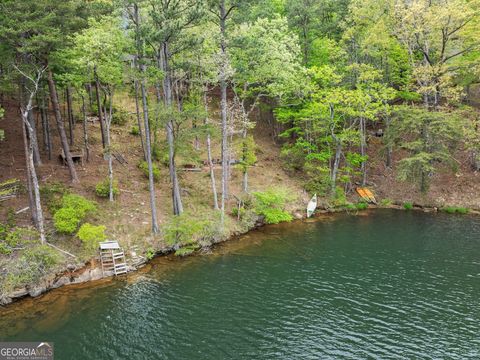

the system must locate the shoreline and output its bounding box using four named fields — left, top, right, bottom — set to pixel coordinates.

left=1, top=203, right=478, bottom=307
